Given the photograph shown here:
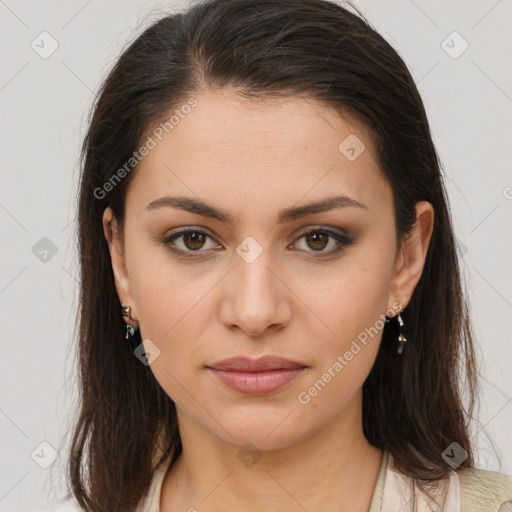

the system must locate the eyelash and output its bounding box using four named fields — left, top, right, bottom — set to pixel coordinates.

left=161, top=226, right=354, bottom=259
